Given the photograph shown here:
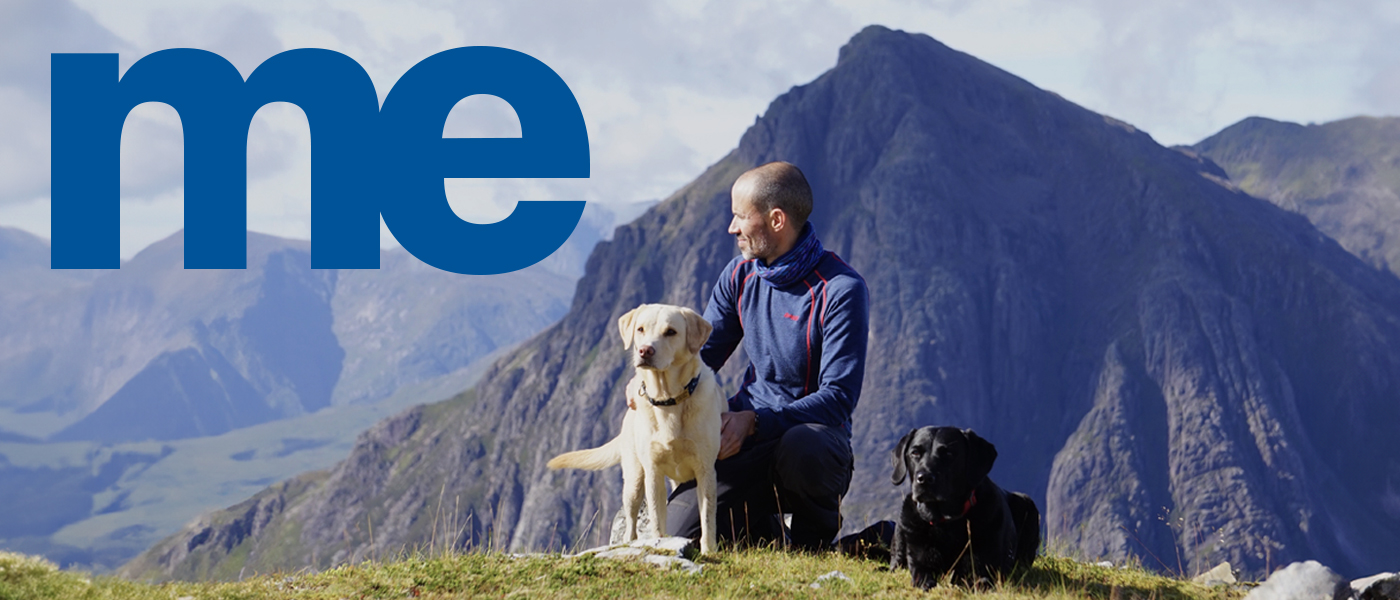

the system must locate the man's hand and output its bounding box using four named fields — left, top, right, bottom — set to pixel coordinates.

left=718, top=410, right=757, bottom=460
